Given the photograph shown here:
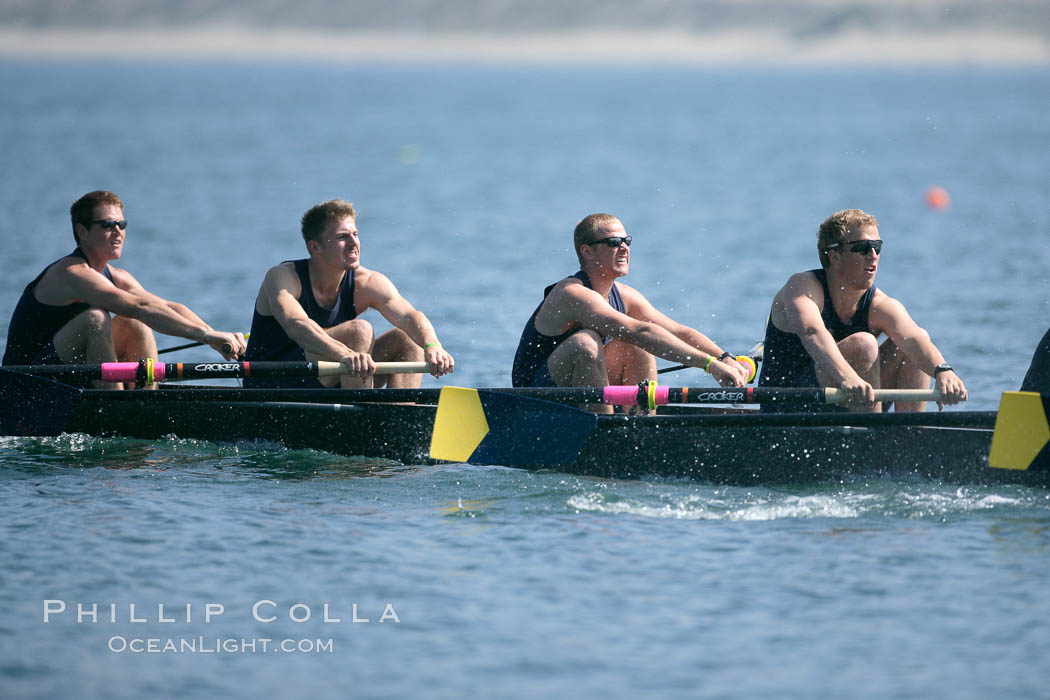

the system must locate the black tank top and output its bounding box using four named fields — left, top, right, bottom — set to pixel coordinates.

left=3, top=248, right=115, bottom=365
left=758, top=268, right=877, bottom=387
left=243, top=260, right=357, bottom=363
left=511, top=270, right=625, bottom=387
left=1021, top=327, right=1050, bottom=393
